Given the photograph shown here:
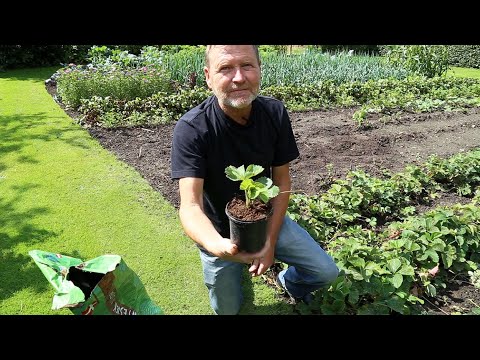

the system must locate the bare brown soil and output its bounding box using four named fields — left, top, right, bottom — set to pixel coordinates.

left=48, top=83, right=480, bottom=314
